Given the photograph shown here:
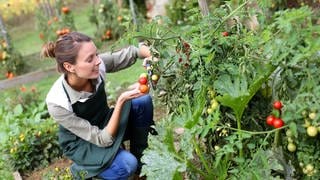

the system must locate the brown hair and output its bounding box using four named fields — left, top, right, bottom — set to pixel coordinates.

left=41, top=32, right=92, bottom=73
